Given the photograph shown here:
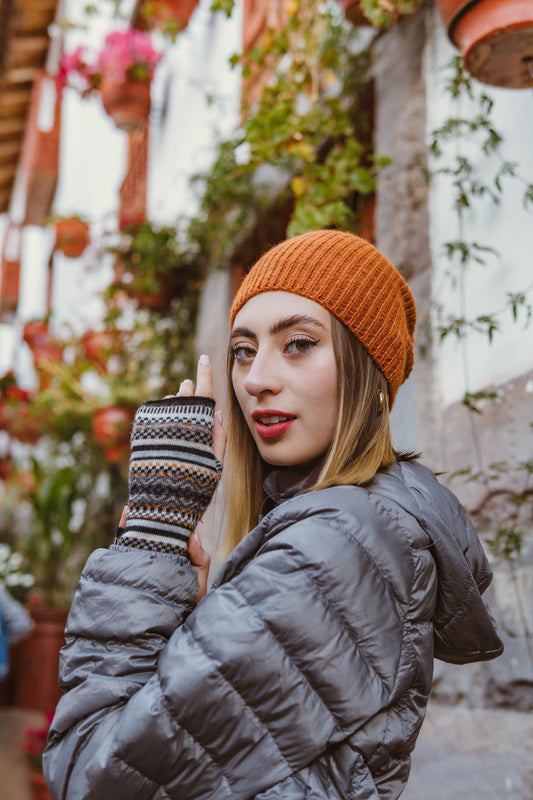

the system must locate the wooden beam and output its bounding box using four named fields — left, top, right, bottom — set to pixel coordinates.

left=3, top=66, right=40, bottom=84
left=0, top=165, right=16, bottom=183
left=0, top=117, right=26, bottom=136
left=0, top=140, right=22, bottom=159
left=0, top=87, right=33, bottom=108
